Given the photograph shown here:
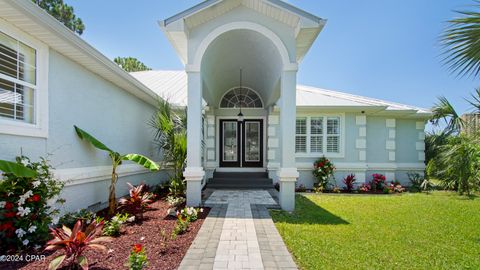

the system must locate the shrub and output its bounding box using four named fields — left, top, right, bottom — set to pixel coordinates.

left=312, top=157, right=336, bottom=189
left=407, top=172, right=433, bottom=193
left=102, top=213, right=130, bottom=236
left=166, top=195, right=185, bottom=207
left=0, top=156, right=64, bottom=252
left=168, top=177, right=186, bottom=197
left=172, top=215, right=190, bottom=236
left=46, top=220, right=112, bottom=270
left=342, top=174, right=356, bottom=192
left=127, top=244, right=148, bottom=270
left=178, top=206, right=203, bottom=222
left=295, top=184, right=307, bottom=192
left=118, top=183, right=155, bottom=219
left=332, top=186, right=341, bottom=193
left=371, top=174, right=387, bottom=191
left=58, top=209, right=97, bottom=228
left=359, top=183, right=371, bottom=193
